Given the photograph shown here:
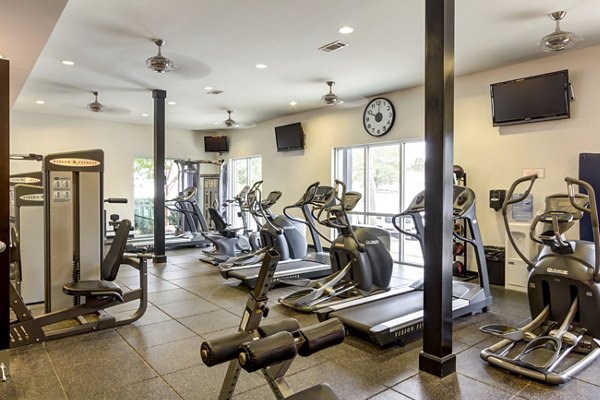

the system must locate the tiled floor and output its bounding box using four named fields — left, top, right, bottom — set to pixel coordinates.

left=3, top=248, right=600, bottom=399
